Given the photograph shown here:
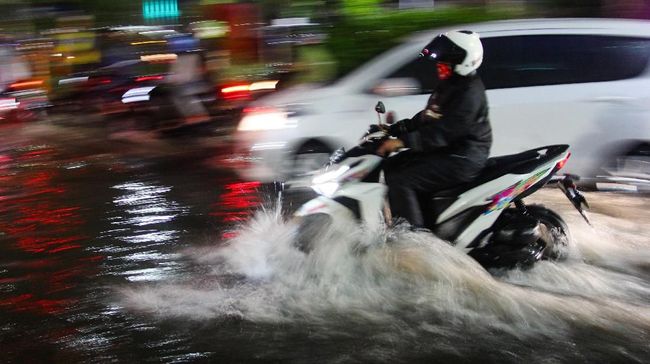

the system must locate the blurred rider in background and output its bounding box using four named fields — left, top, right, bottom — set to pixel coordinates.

left=166, top=34, right=211, bottom=125
left=377, top=30, right=493, bottom=230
